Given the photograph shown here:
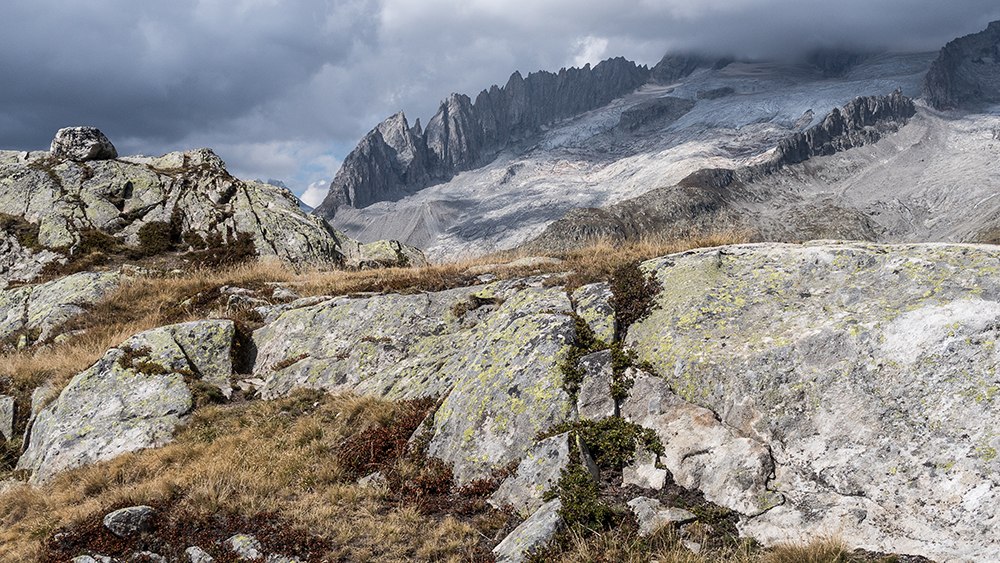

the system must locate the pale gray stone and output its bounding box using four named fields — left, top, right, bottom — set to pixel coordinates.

left=626, top=496, right=696, bottom=536
left=490, top=432, right=571, bottom=515
left=576, top=350, right=616, bottom=420
left=225, top=534, right=264, bottom=560
left=493, top=499, right=566, bottom=563
left=103, top=505, right=155, bottom=537
left=255, top=282, right=576, bottom=484
left=18, top=320, right=234, bottom=483
left=572, top=282, right=615, bottom=344
left=628, top=242, right=1000, bottom=562
left=0, top=146, right=421, bottom=279
left=623, top=445, right=667, bottom=489
left=50, top=127, right=118, bottom=161
left=271, top=287, right=301, bottom=301
left=620, top=371, right=780, bottom=517
left=0, top=271, right=122, bottom=344
left=184, top=546, right=215, bottom=563
left=0, top=395, right=13, bottom=441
